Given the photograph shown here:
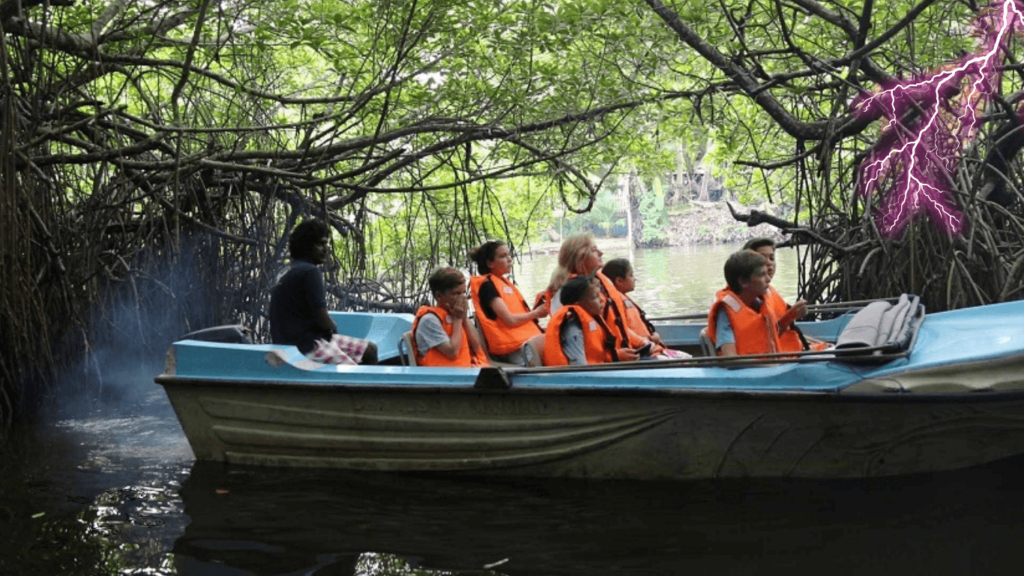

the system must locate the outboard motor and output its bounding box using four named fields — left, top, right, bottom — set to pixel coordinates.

left=180, top=325, right=253, bottom=344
